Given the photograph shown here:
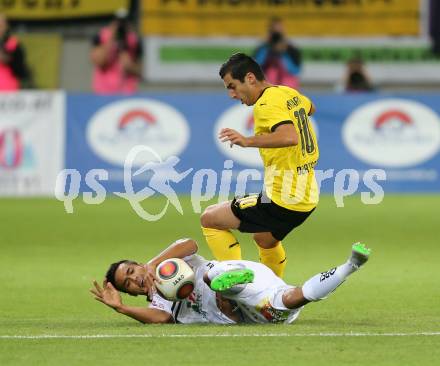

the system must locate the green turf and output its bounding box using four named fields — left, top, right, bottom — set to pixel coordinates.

left=0, top=195, right=439, bottom=365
